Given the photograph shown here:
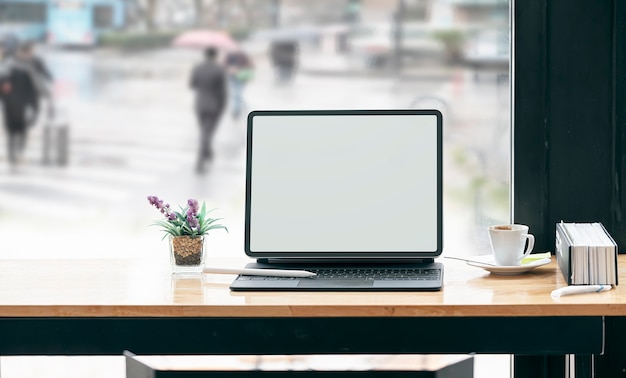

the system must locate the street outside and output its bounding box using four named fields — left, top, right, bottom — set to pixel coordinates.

left=0, top=40, right=510, bottom=262
left=0, top=41, right=511, bottom=378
